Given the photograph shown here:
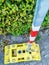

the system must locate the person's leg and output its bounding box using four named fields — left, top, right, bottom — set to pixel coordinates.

left=29, top=0, right=49, bottom=43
